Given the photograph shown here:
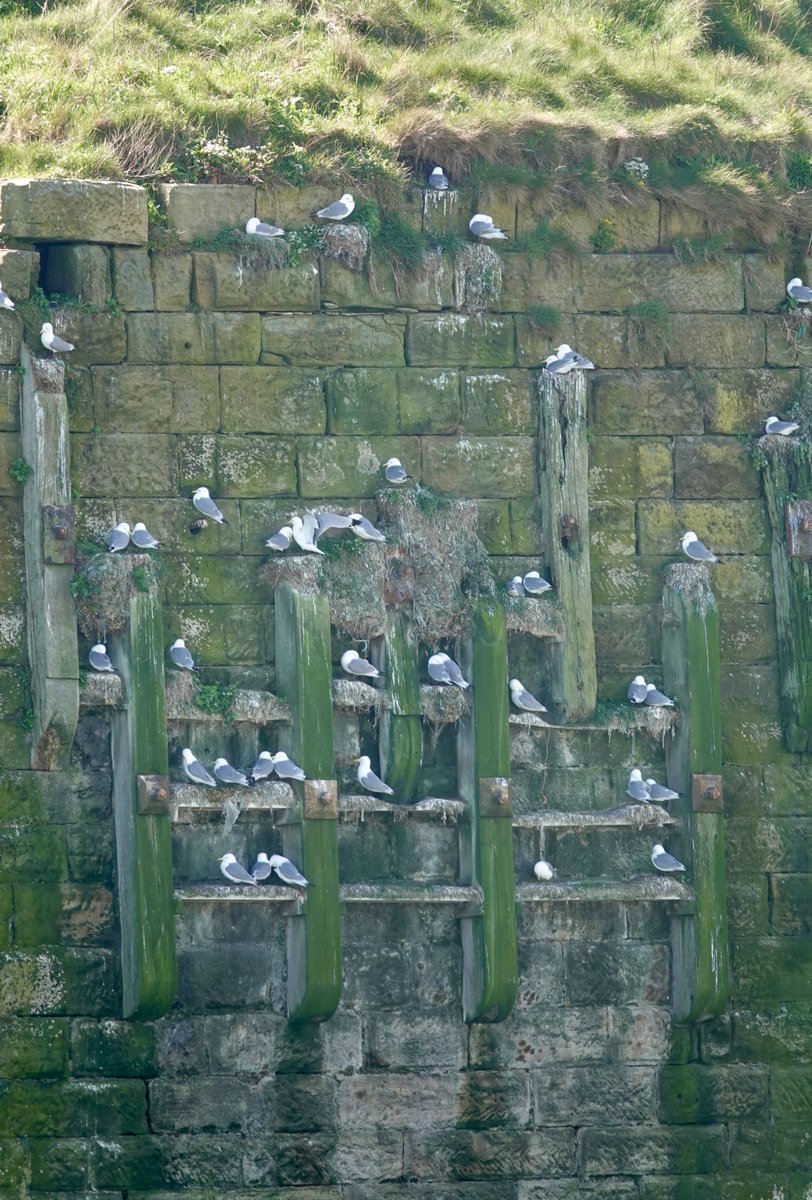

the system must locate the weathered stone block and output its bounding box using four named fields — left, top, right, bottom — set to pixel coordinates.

left=700, top=368, right=798, bottom=433
left=0, top=605, right=26, bottom=661
left=666, top=315, right=764, bottom=368
left=578, top=1125, right=726, bottom=1175
left=0, top=249, right=39, bottom=300
left=326, top=369, right=397, bottom=435
left=14, top=883, right=113, bottom=945
left=149, top=1076, right=262, bottom=1133
left=340, top=944, right=411, bottom=1010
left=477, top=500, right=512, bottom=553
left=422, top=436, right=535, bottom=497
left=659, top=1064, right=768, bottom=1123
left=763, top=762, right=812, bottom=815
left=515, top=314, right=576, bottom=368
left=589, top=438, right=672, bottom=499
left=127, top=313, right=260, bottom=365
left=574, top=314, right=665, bottom=368
left=765, top=315, right=800, bottom=366
left=726, top=874, right=769, bottom=934
left=731, top=936, right=812, bottom=1003
left=768, top=1068, right=812, bottom=1120
left=0, top=179, right=148, bottom=245
left=43, top=310, right=124, bottom=367
left=297, top=436, right=419, bottom=498
left=0, top=370, right=20, bottom=432
left=193, top=253, right=320, bottom=311
left=320, top=250, right=453, bottom=310
left=262, top=314, right=406, bottom=367
left=0, top=1018, right=68, bottom=1077
left=71, top=433, right=178, bottom=496
left=461, top=371, right=533, bottom=435
left=0, top=1078, right=146, bottom=1136
left=744, top=255, right=785, bottom=311
left=510, top=499, right=542, bottom=554
left=770, top=874, right=812, bottom=934
left=45, top=245, right=111, bottom=308
left=0, top=432, right=23, bottom=495
left=71, top=1019, right=157, bottom=1077
left=674, top=437, right=760, bottom=498
left=590, top=500, right=637, bottom=562
left=731, top=1004, right=812, bottom=1063
left=151, top=252, right=192, bottom=310
left=407, top=314, right=514, bottom=367
left=397, top=368, right=460, bottom=434
left=422, top=188, right=471, bottom=236
left=575, top=254, right=742, bottom=313
left=533, top=1066, right=655, bottom=1126
left=590, top=370, right=703, bottom=436
left=167, top=604, right=265, bottom=664
left=0, top=312, right=21, bottom=366
left=637, top=499, right=769, bottom=555
left=719, top=604, right=776, bottom=663
left=256, top=184, right=339, bottom=227
left=272, top=1074, right=338, bottom=1131
left=405, top=1129, right=575, bottom=1180
left=159, top=183, right=256, bottom=242
left=721, top=665, right=784, bottom=764
left=496, top=256, right=574, bottom=312
left=593, top=605, right=659, bottom=666
left=222, top=366, right=324, bottom=434
left=562, top=197, right=662, bottom=252
left=111, top=248, right=154, bottom=310
left=470, top=1007, right=610, bottom=1069
left=92, top=365, right=218, bottom=433
left=364, top=1012, right=467, bottom=1070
